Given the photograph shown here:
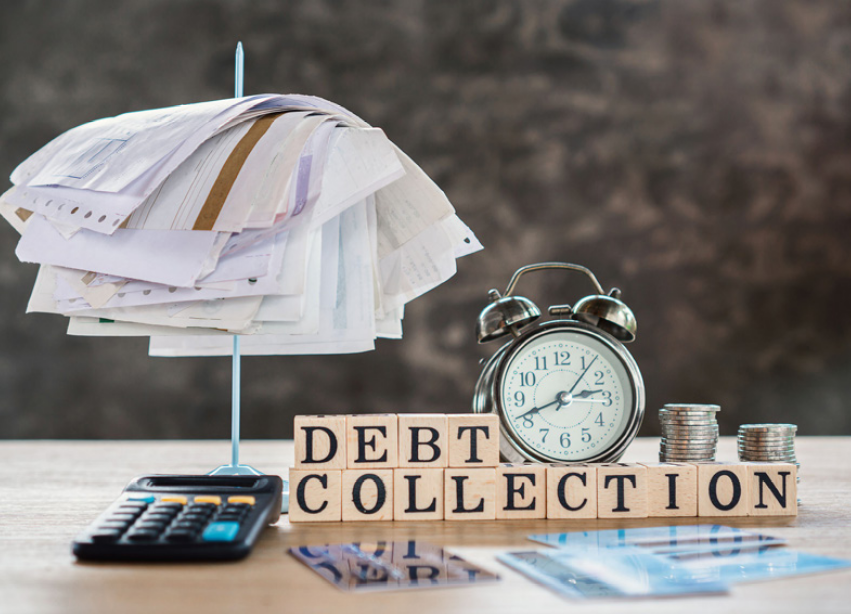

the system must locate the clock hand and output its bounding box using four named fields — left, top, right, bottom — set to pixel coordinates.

left=517, top=398, right=560, bottom=420
left=573, top=389, right=602, bottom=399
left=567, top=356, right=598, bottom=395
